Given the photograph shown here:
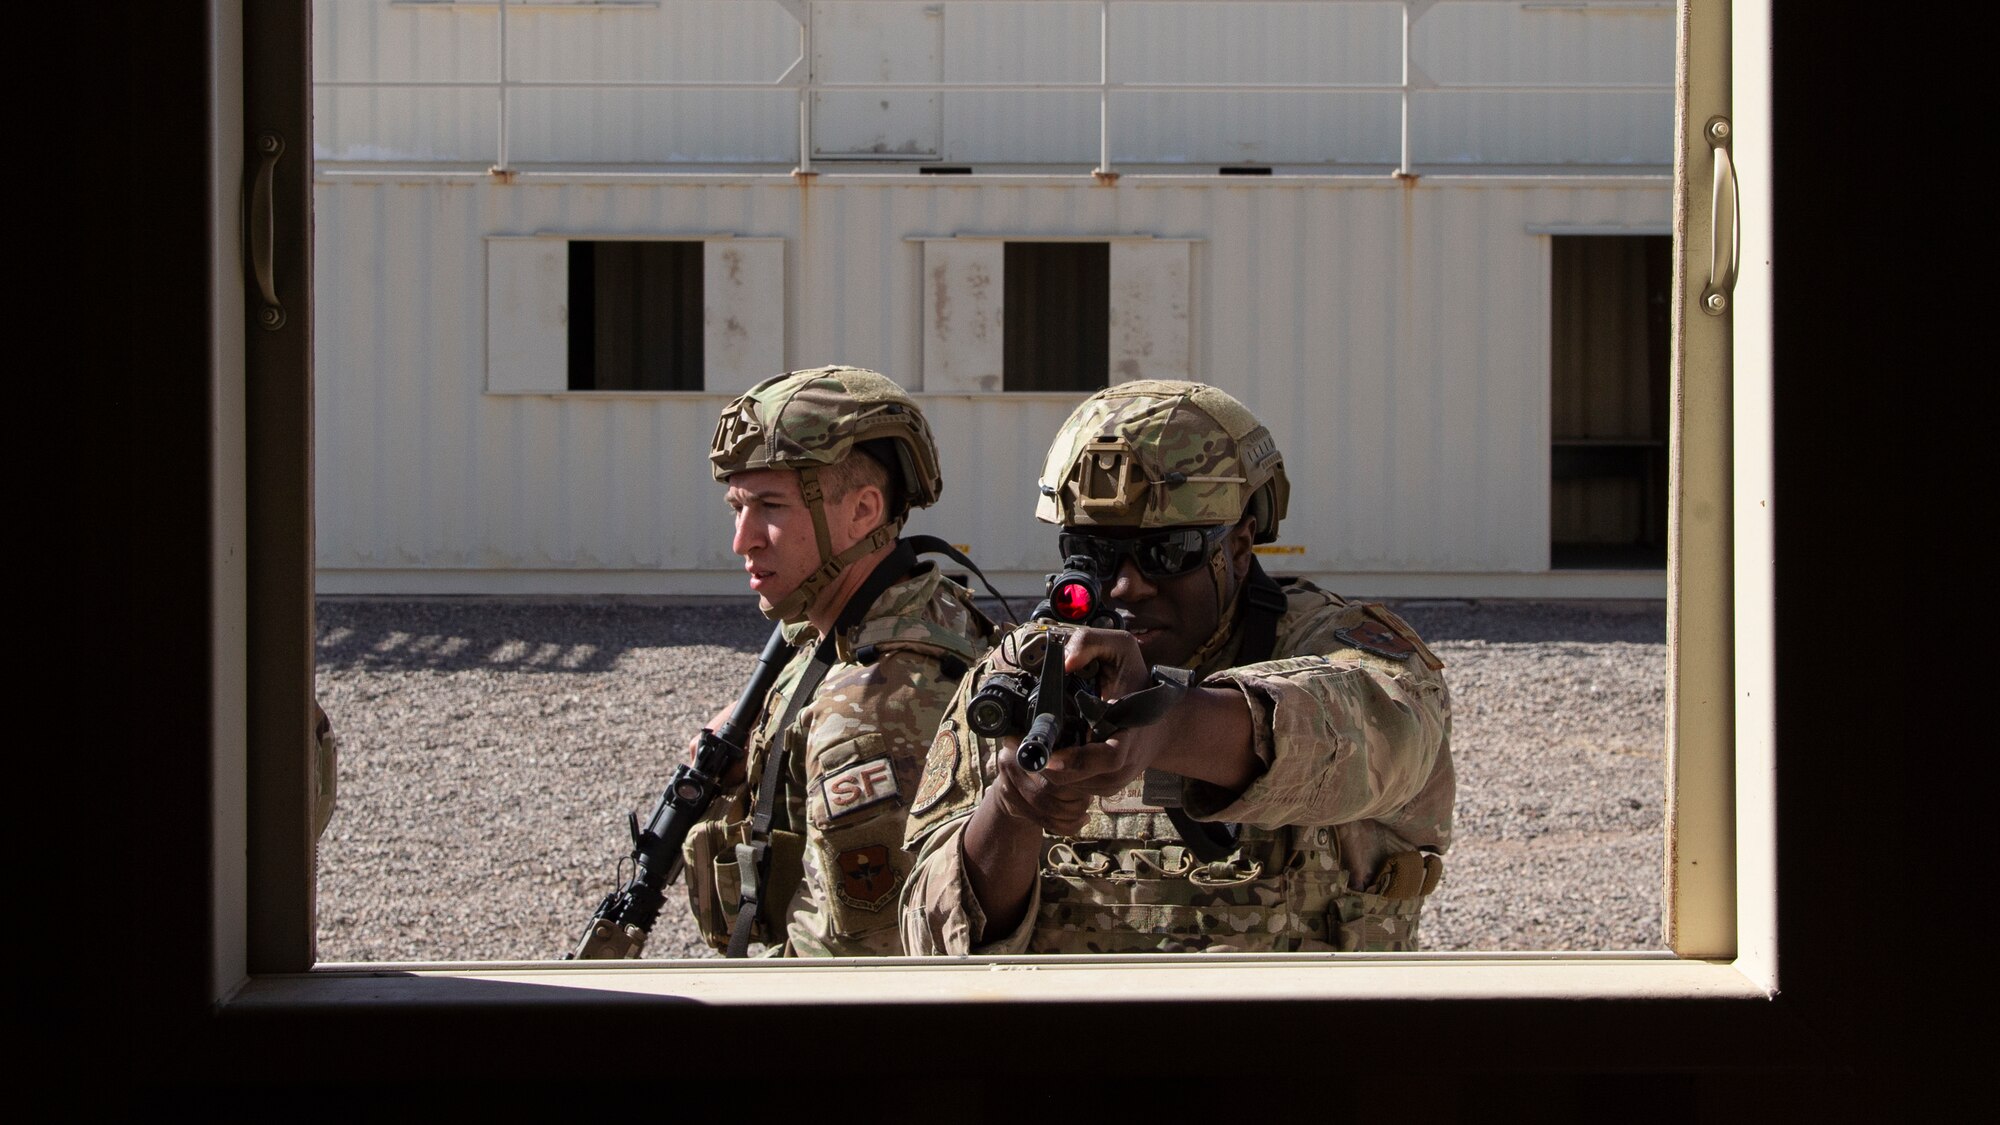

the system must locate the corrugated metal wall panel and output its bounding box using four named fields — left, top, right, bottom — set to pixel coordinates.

left=505, top=89, right=801, bottom=164
left=1413, top=2, right=1674, bottom=166
left=500, top=0, right=799, bottom=82
left=315, top=0, right=500, bottom=162
left=1419, top=2, right=1674, bottom=85
left=1109, top=91, right=1404, bottom=165
left=1110, top=0, right=1404, bottom=83
left=945, top=1, right=1101, bottom=82
left=1412, top=90, right=1672, bottom=166
left=315, top=0, right=1673, bottom=169
left=314, top=175, right=1667, bottom=590
left=315, top=0, right=501, bottom=83
left=316, top=87, right=501, bottom=163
